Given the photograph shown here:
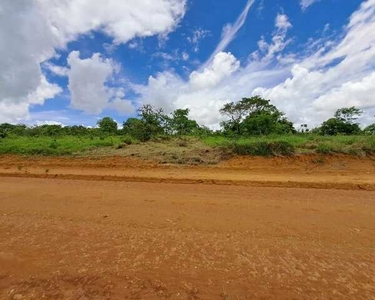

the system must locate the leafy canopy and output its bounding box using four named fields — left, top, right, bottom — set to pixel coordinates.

left=320, top=107, right=362, bottom=136
left=220, top=96, right=295, bottom=135
left=97, top=117, right=118, bottom=134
